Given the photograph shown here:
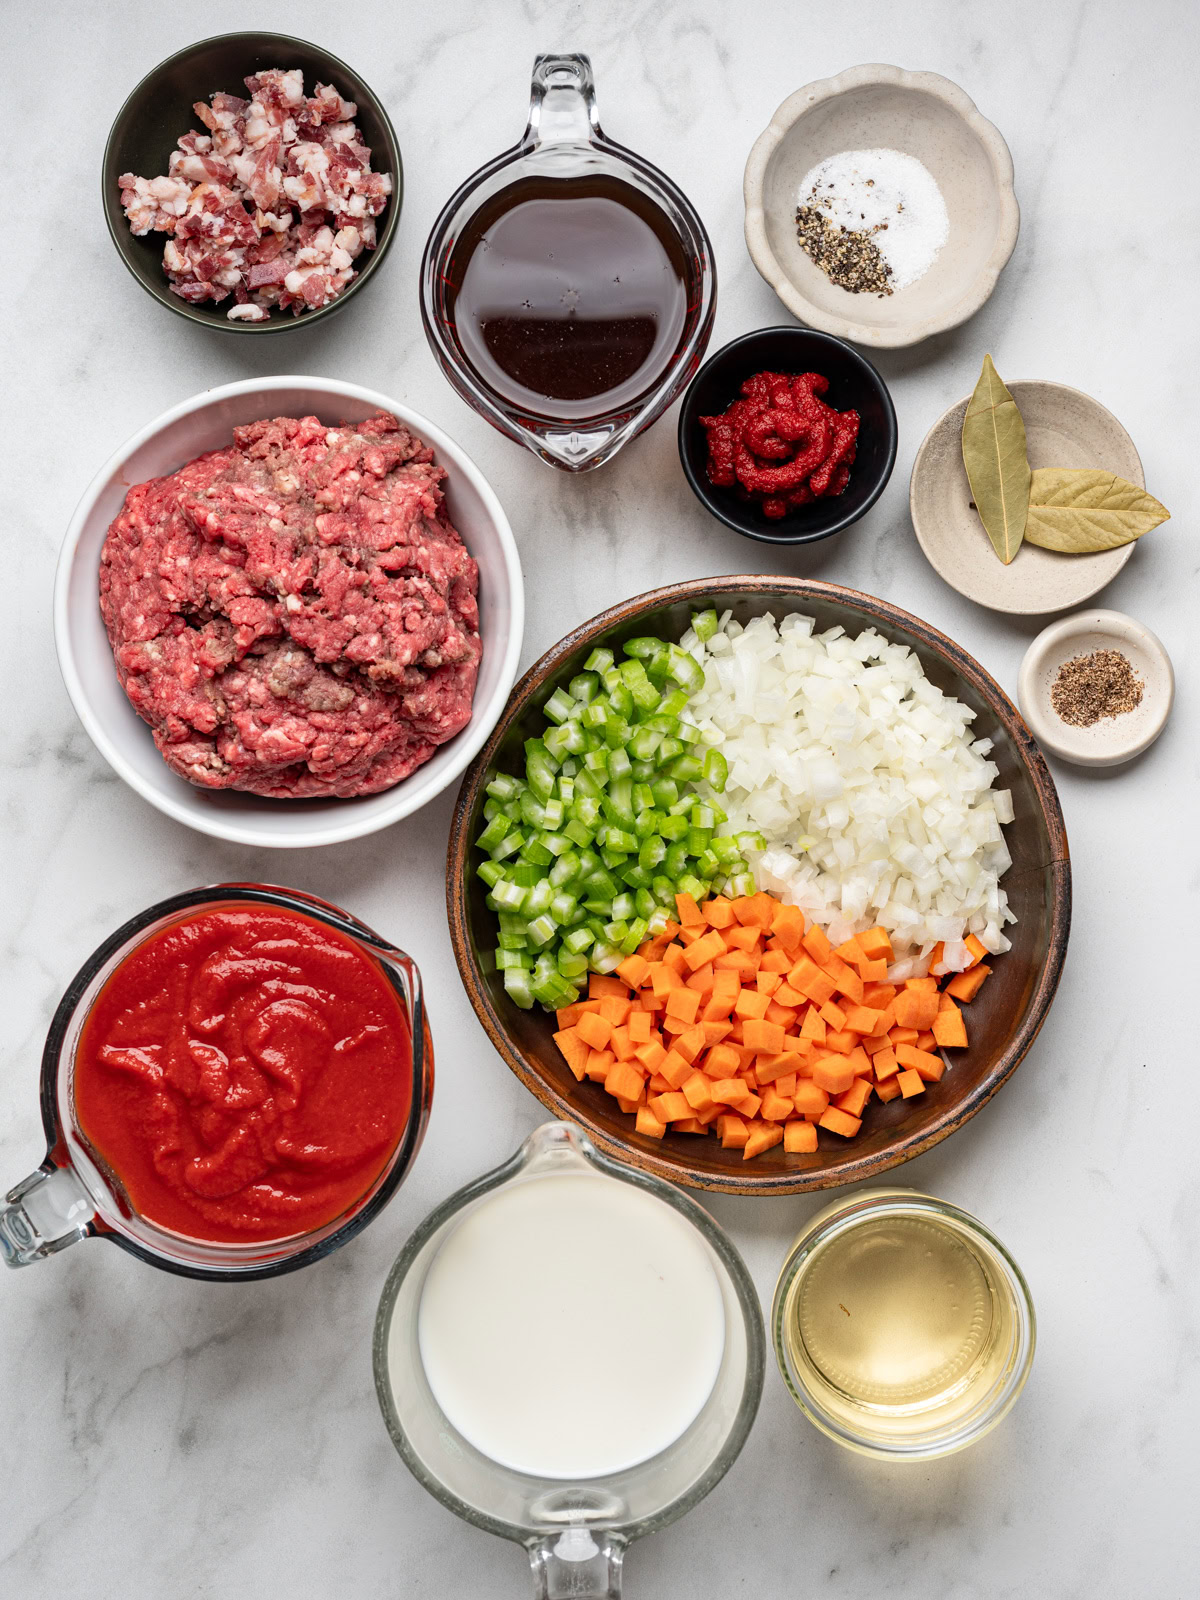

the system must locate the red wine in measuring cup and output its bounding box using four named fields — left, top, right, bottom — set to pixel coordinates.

left=443, top=173, right=692, bottom=422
